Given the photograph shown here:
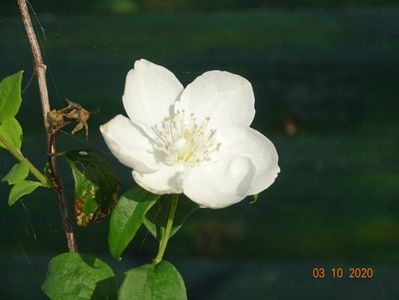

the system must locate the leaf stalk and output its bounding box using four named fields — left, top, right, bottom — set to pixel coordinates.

left=153, top=194, right=179, bottom=264
left=0, top=132, right=49, bottom=186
